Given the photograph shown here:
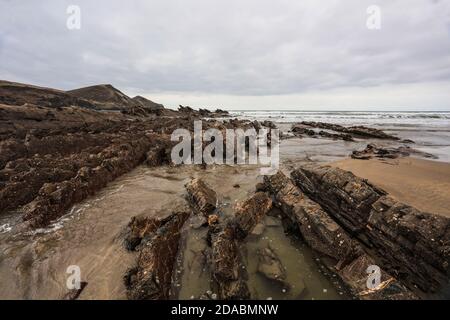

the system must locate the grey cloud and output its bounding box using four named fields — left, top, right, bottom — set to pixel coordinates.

left=0, top=0, right=449, bottom=101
